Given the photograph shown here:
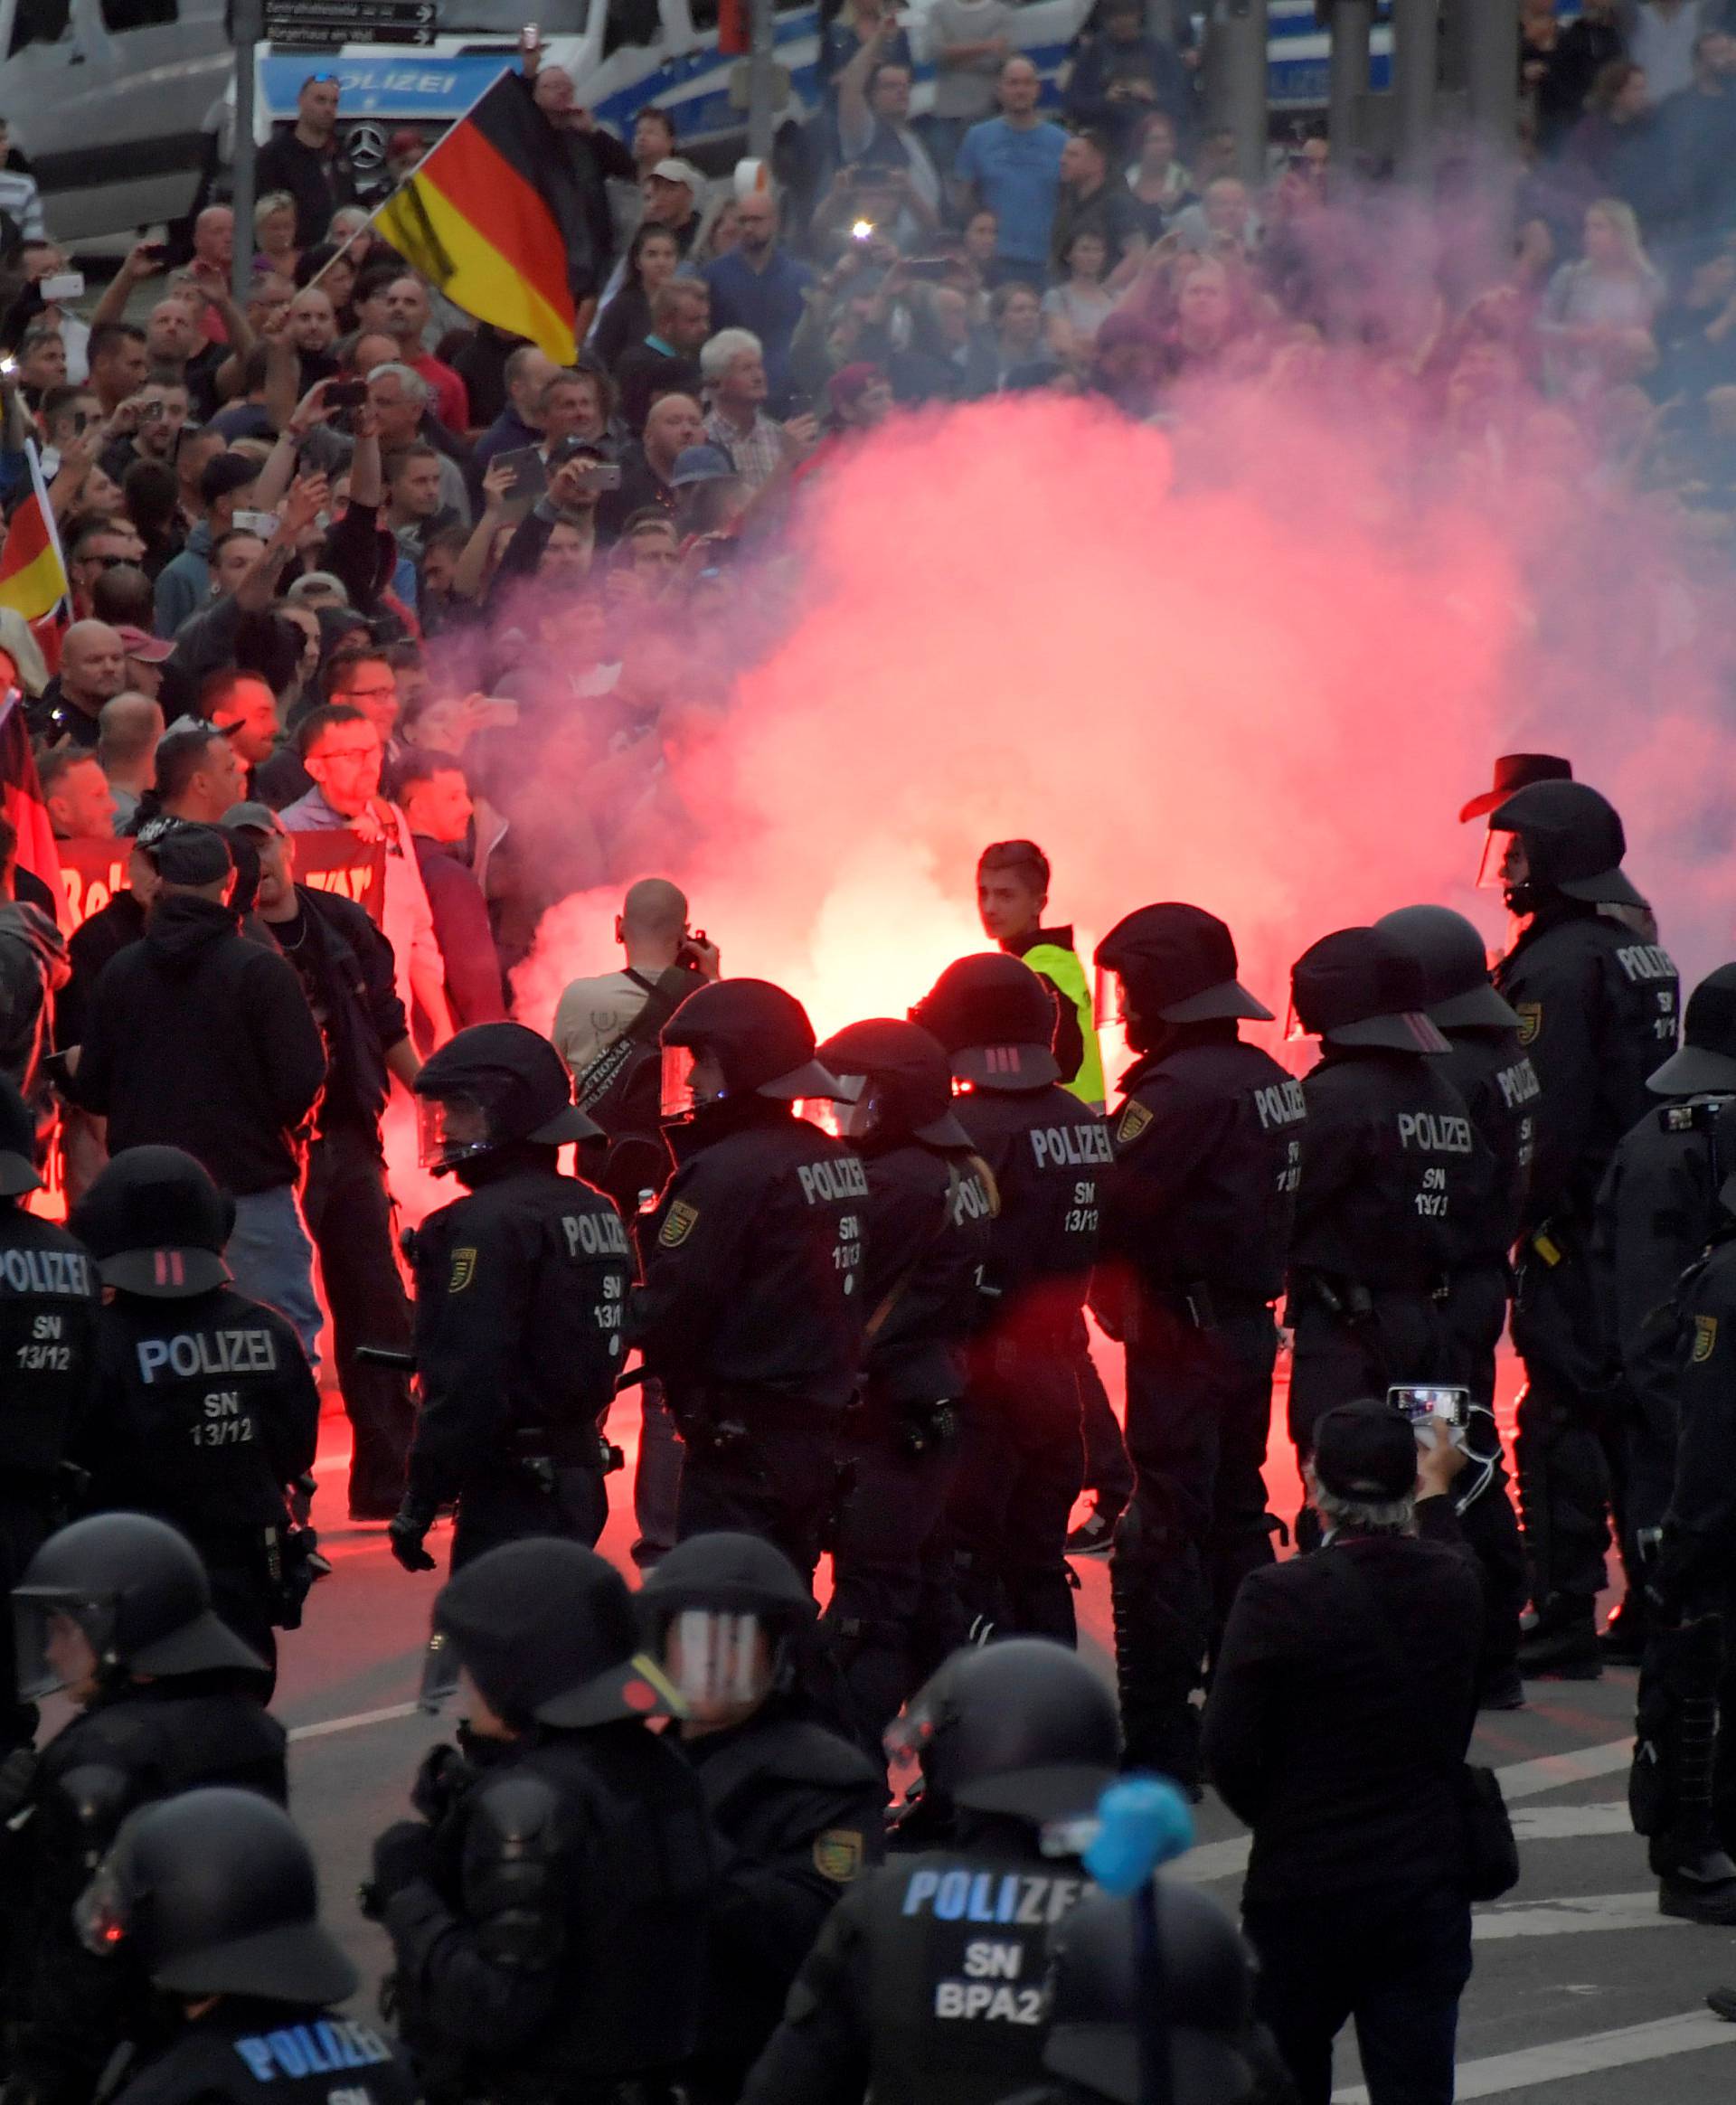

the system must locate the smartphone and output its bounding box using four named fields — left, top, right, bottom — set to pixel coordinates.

left=850, top=219, right=875, bottom=242
left=40, top=272, right=83, bottom=302
left=139, top=242, right=171, bottom=264
left=573, top=462, right=622, bottom=494
left=903, top=257, right=953, bottom=280
left=1388, top=1384, right=1470, bottom=1430
left=139, top=400, right=165, bottom=422
left=325, top=378, right=368, bottom=409
left=496, top=444, right=547, bottom=498
left=0, top=354, right=16, bottom=380
left=232, top=509, right=280, bottom=536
